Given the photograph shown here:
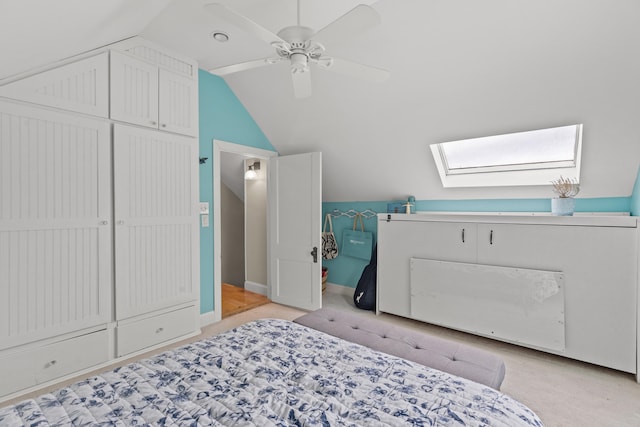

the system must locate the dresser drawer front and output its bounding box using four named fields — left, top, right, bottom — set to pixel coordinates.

left=117, top=306, right=197, bottom=356
left=0, top=330, right=110, bottom=397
